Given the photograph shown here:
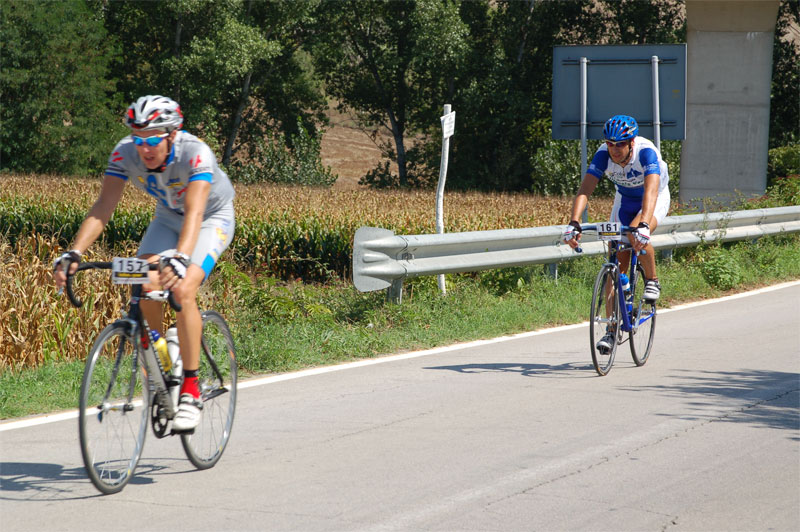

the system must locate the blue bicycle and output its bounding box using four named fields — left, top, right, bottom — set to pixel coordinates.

left=579, top=224, right=657, bottom=376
